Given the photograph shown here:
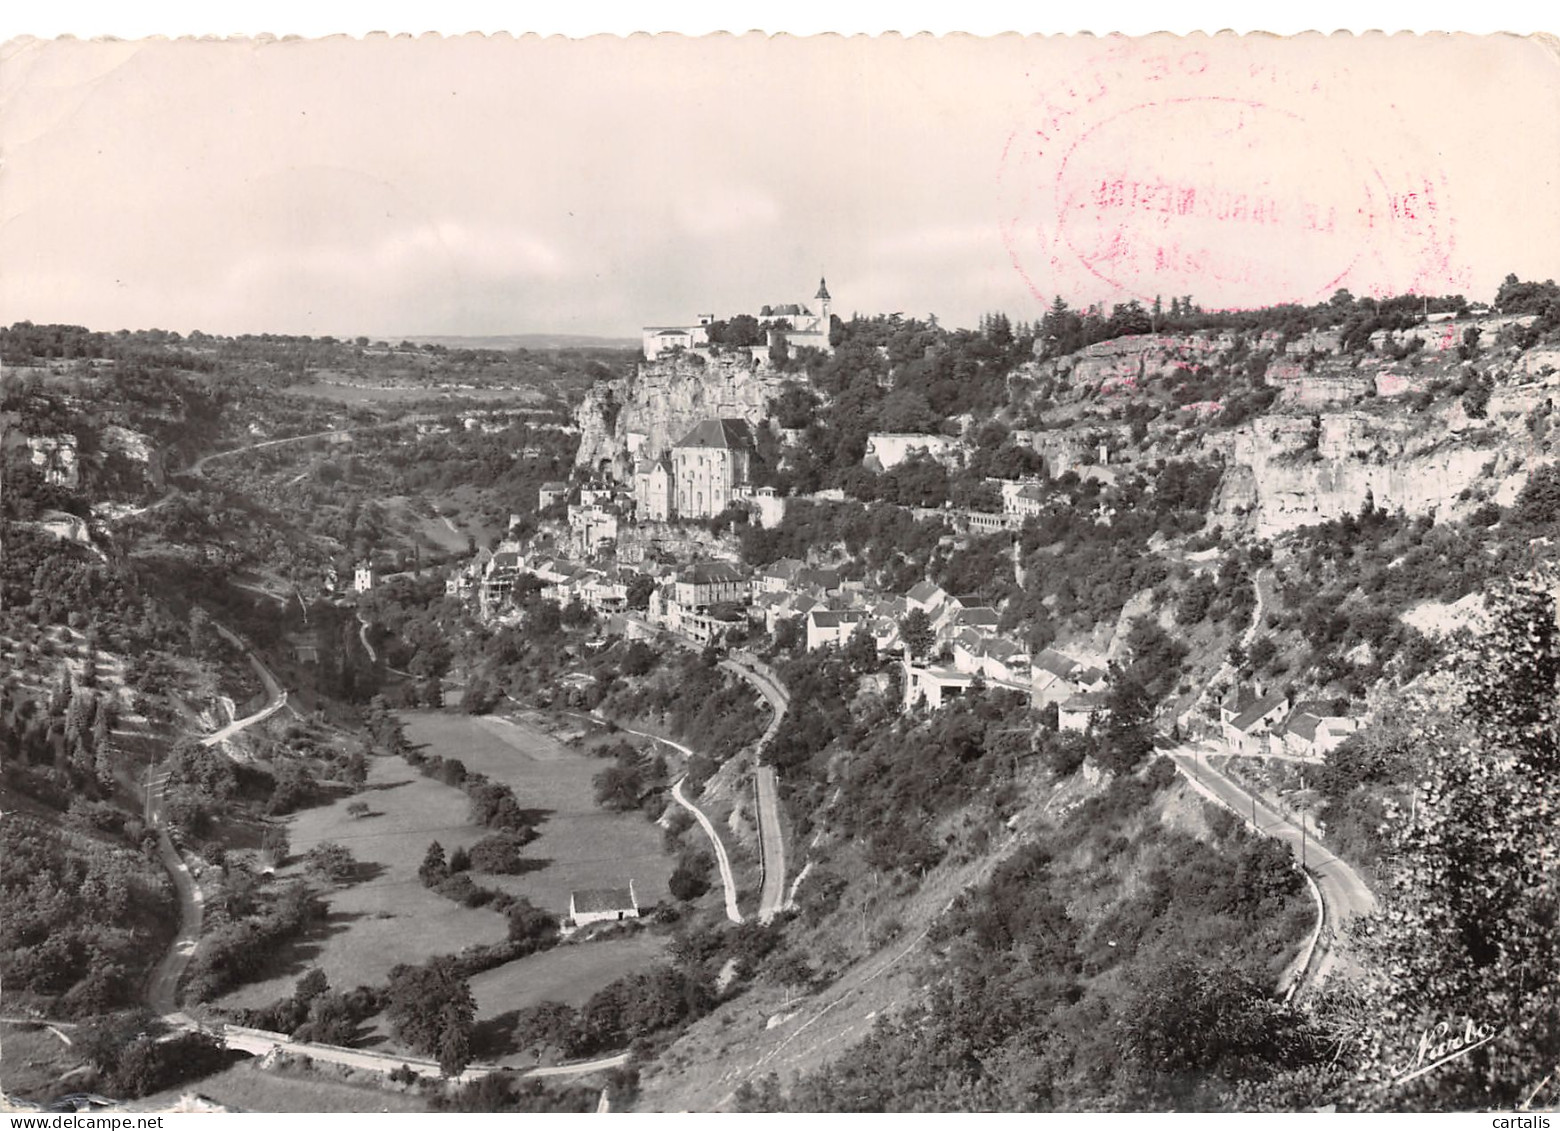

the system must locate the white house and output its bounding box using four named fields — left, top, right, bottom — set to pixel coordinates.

left=672, top=561, right=748, bottom=610
left=353, top=563, right=376, bottom=592
left=632, top=456, right=673, bottom=522
left=672, top=419, right=755, bottom=520
left=642, top=318, right=713, bottom=361
left=567, top=501, right=620, bottom=554
left=759, top=278, right=834, bottom=357
left=905, top=580, right=952, bottom=617
left=807, top=609, right=869, bottom=651
left=1058, top=691, right=1111, bottom=732
left=902, top=656, right=975, bottom=711
left=568, top=883, right=640, bottom=929
left=753, top=558, right=807, bottom=595
left=1223, top=690, right=1291, bottom=755
left=1031, top=648, right=1080, bottom=708
left=1280, top=709, right=1360, bottom=759
left=1004, top=482, right=1047, bottom=519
